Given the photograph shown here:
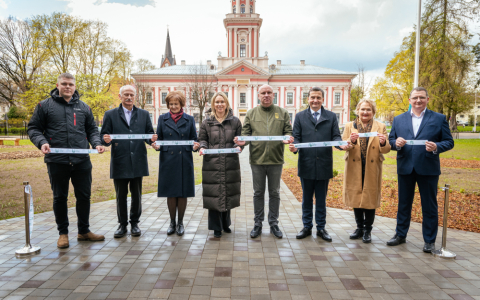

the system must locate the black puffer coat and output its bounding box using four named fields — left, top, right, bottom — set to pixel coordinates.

left=28, top=88, right=102, bottom=165
left=199, top=109, right=243, bottom=212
